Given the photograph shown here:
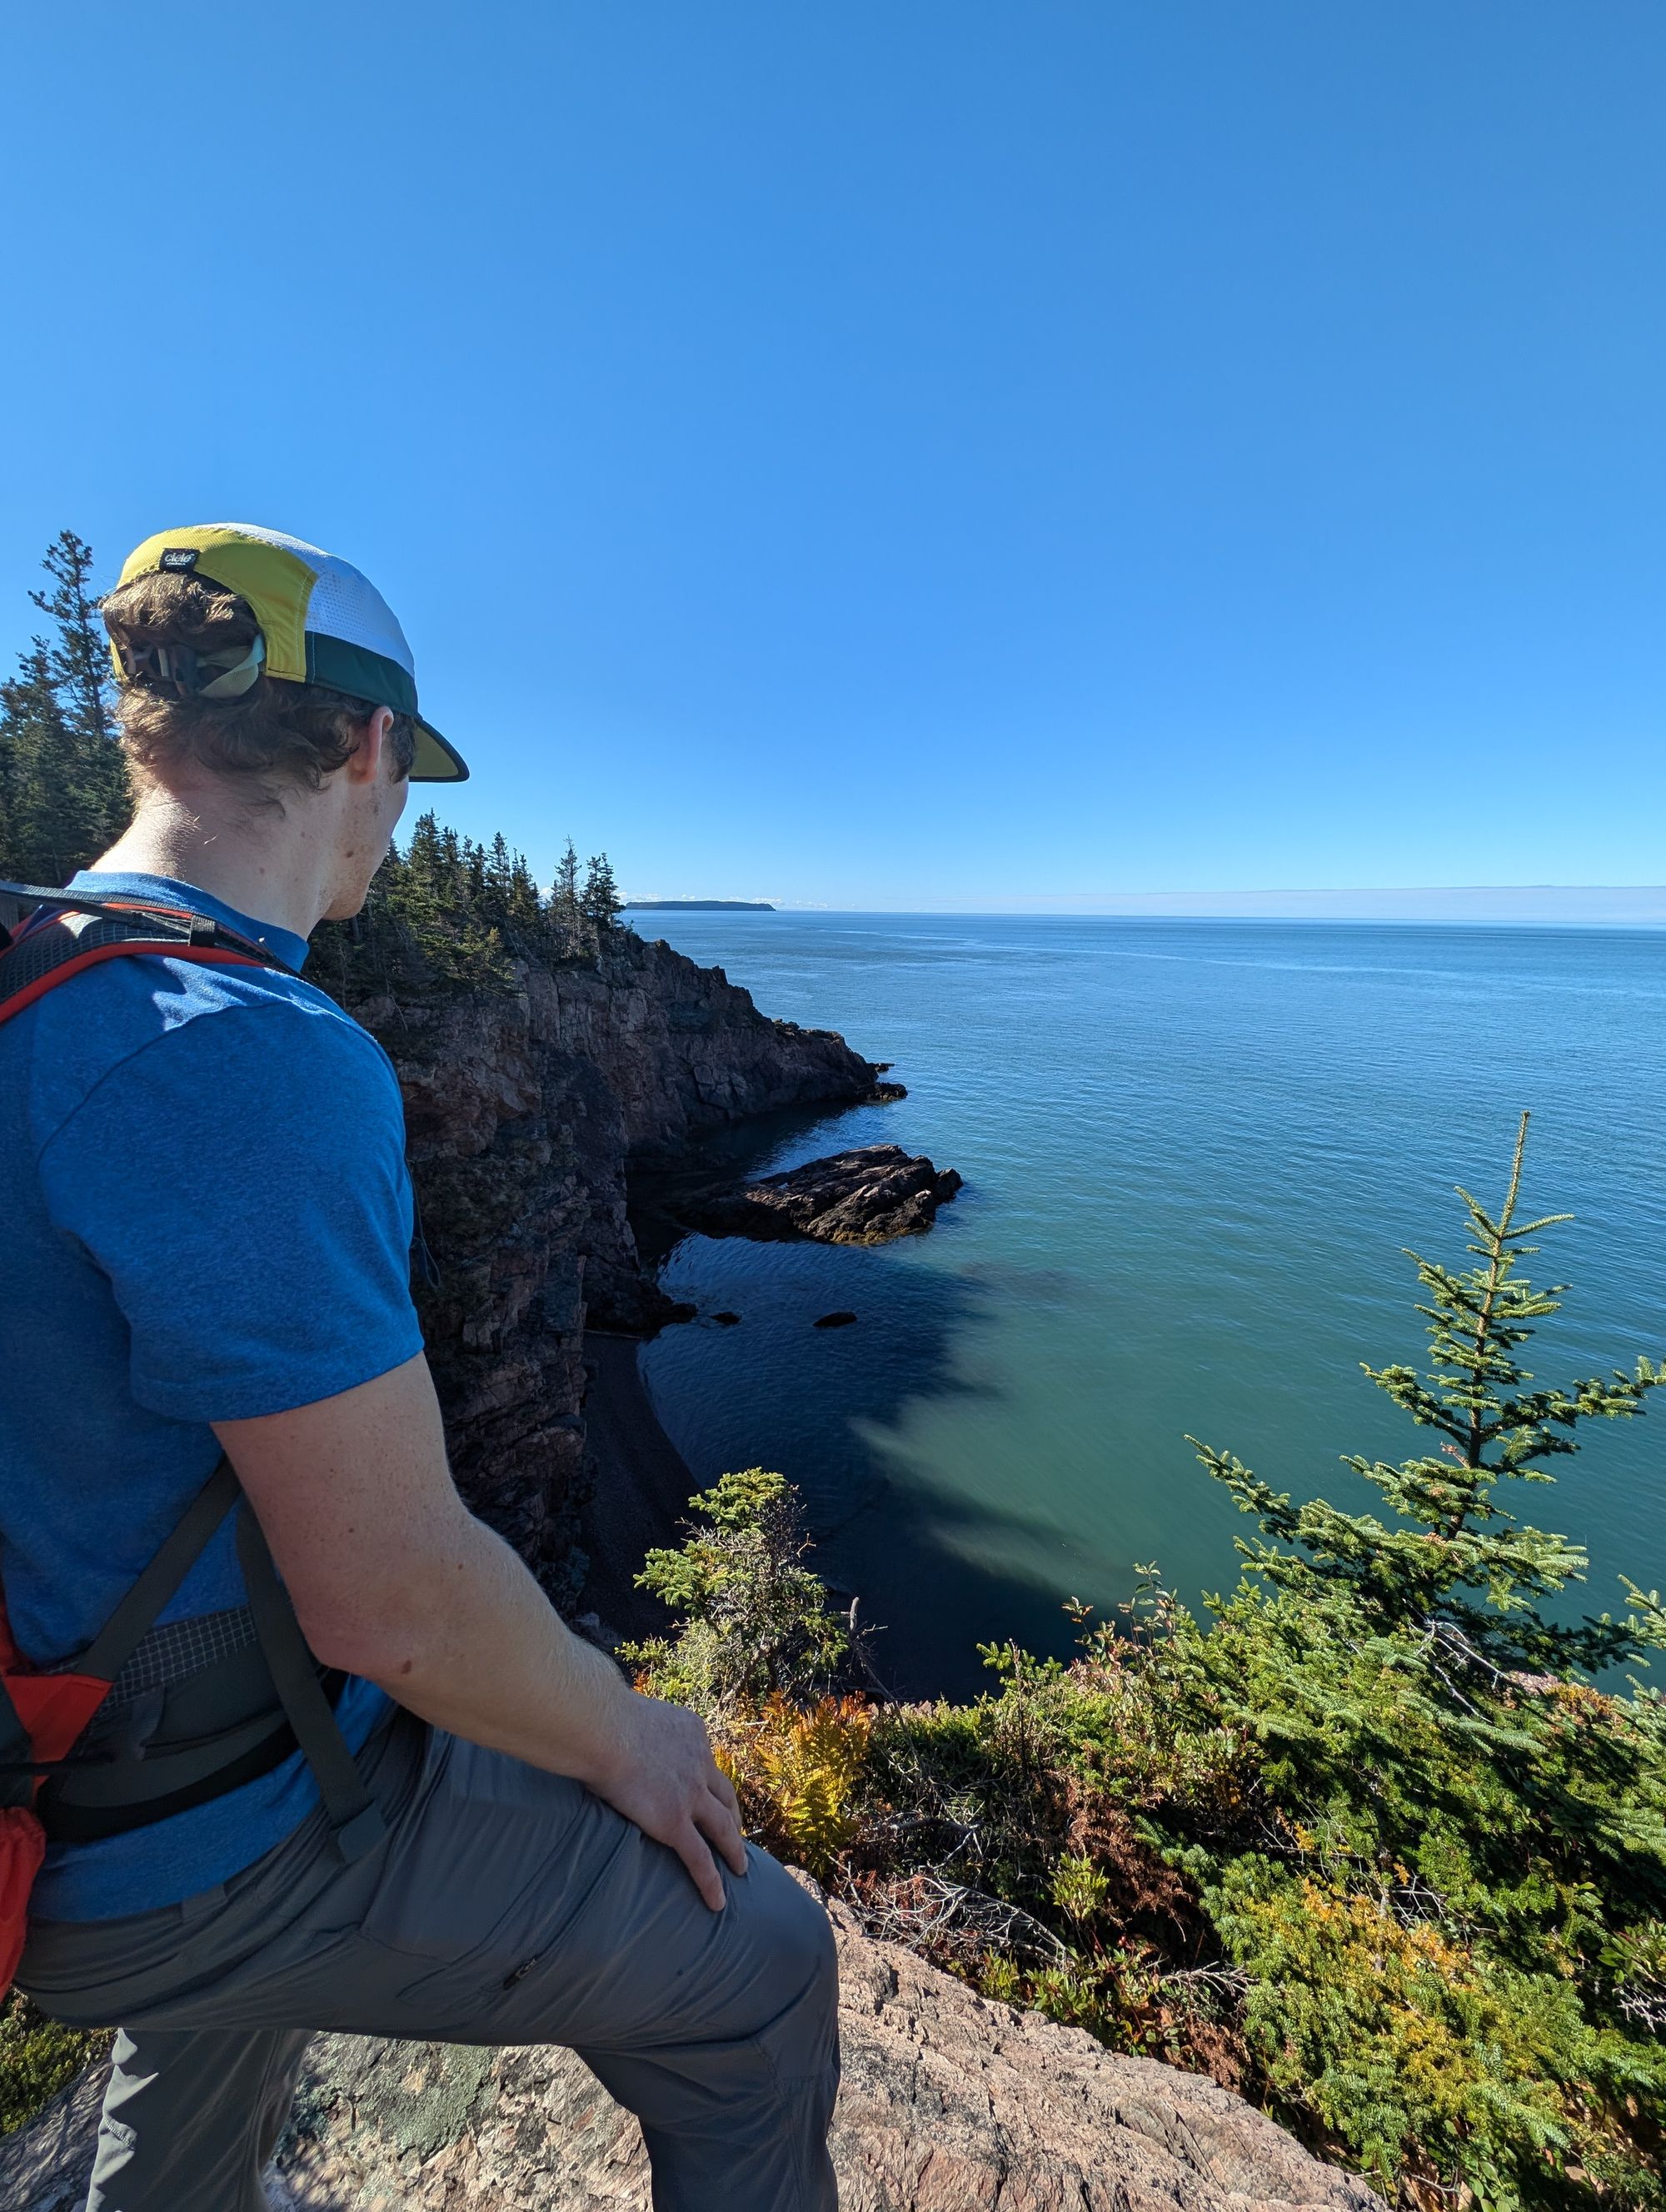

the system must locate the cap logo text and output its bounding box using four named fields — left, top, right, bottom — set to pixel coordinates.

left=159, top=547, right=199, bottom=571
